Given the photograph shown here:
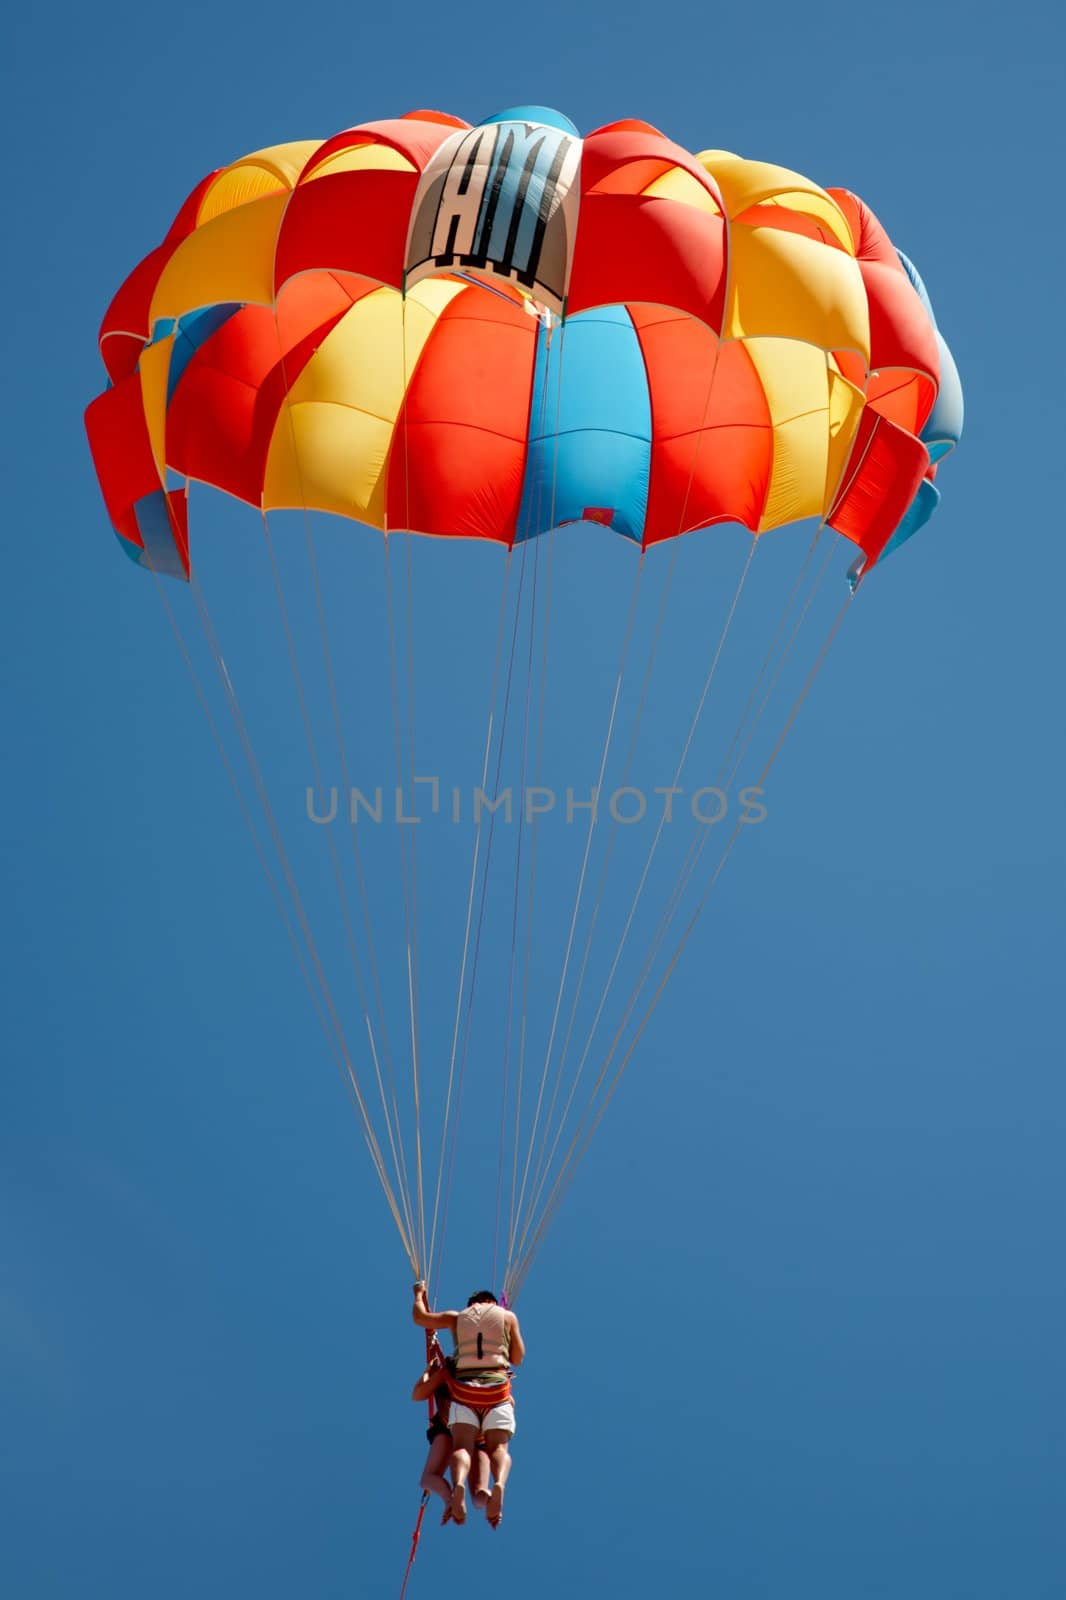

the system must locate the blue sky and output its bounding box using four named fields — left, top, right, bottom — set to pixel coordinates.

left=4, top=2, right=1065, bottom=1596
